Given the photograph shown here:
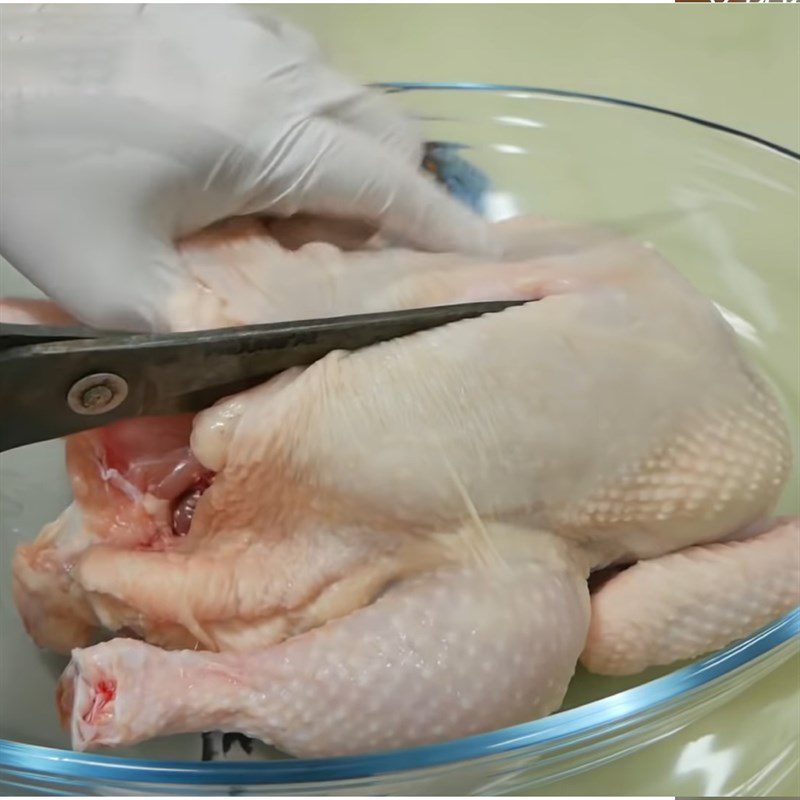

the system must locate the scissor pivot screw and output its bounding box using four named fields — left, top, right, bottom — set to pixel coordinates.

left=67, top=373, right=128, bottom=416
